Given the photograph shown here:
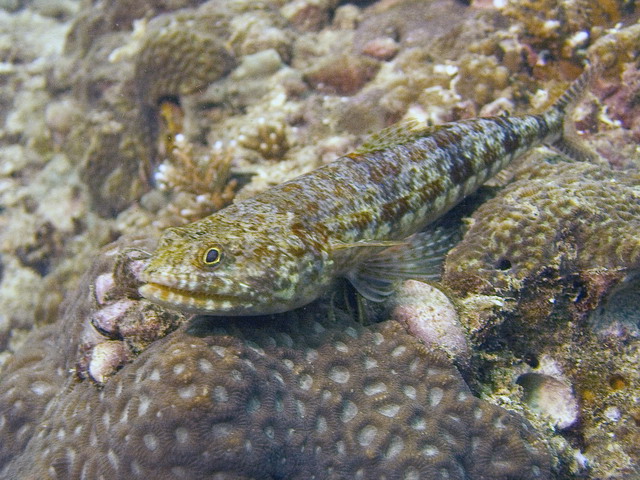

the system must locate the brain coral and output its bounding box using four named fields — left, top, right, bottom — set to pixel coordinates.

left=0, top=241, right=552, bottom=479
left=443, top=159, right=640, bottom=339
left=134, top=10, right=235, bottom=106
left=445, top=159, right=640, bottom=289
